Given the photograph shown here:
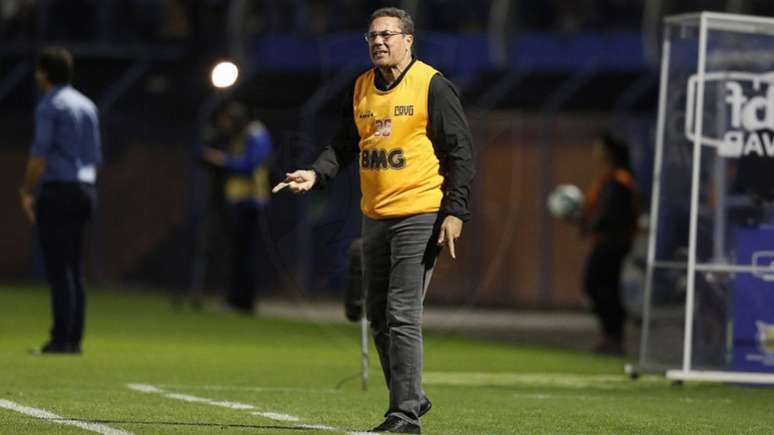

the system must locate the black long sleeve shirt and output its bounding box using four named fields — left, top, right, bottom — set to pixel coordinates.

left=586, top=179, right=638, bottom=245
left=311, top=59, right=475, bottom=221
